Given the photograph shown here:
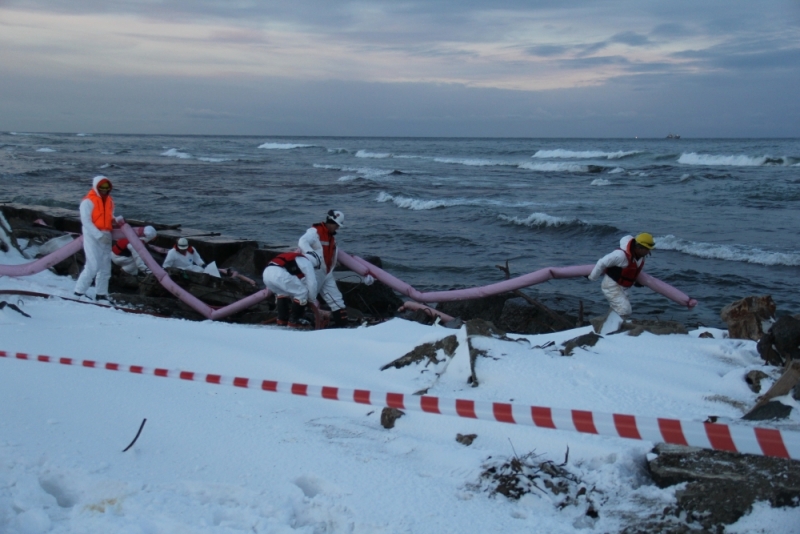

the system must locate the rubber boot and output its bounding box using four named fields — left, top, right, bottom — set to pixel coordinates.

left=331, top=309, right=348, bottom=328
left=275, top=297, right=290, bottom=326
left=288, top=300, right=312, bottom=329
